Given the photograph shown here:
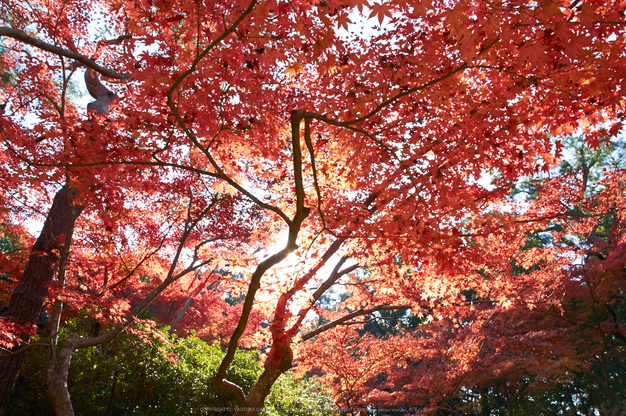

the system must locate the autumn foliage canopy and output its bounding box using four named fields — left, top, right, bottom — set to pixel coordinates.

left=0, top=0, right=625, bottom=414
